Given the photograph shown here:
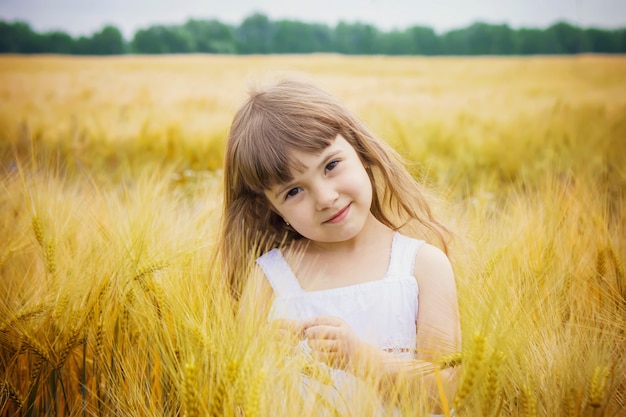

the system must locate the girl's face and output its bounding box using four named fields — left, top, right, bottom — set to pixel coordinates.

left=264, top=135, right=373, bottom=245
